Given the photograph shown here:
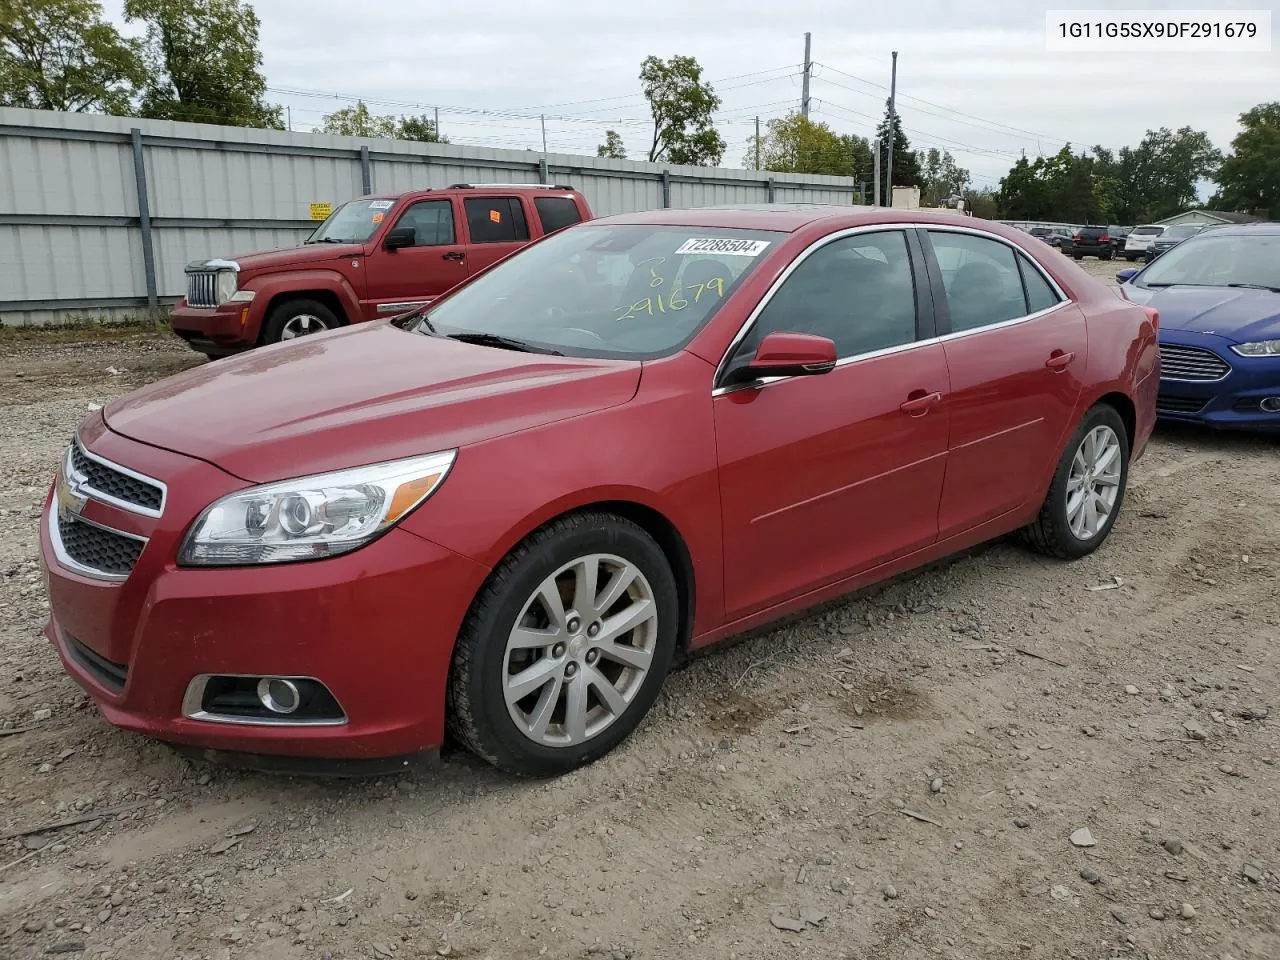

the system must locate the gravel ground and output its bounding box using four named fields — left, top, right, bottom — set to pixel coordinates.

left=1, top=282, right=1278, bottom=960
